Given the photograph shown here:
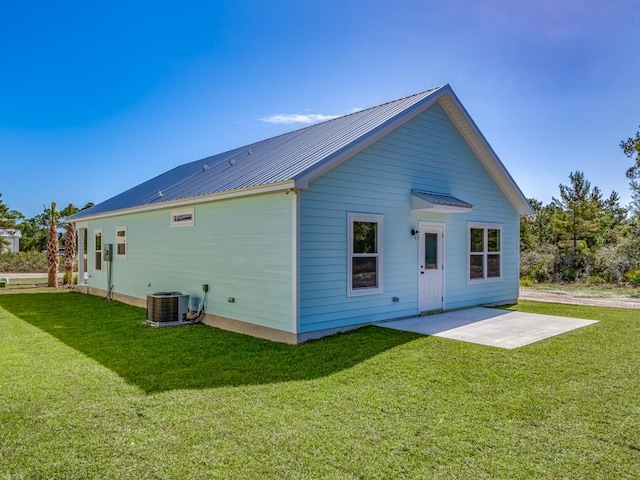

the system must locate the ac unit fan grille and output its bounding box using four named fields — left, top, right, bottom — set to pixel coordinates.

left=146, top=292, right=189, bottom=323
